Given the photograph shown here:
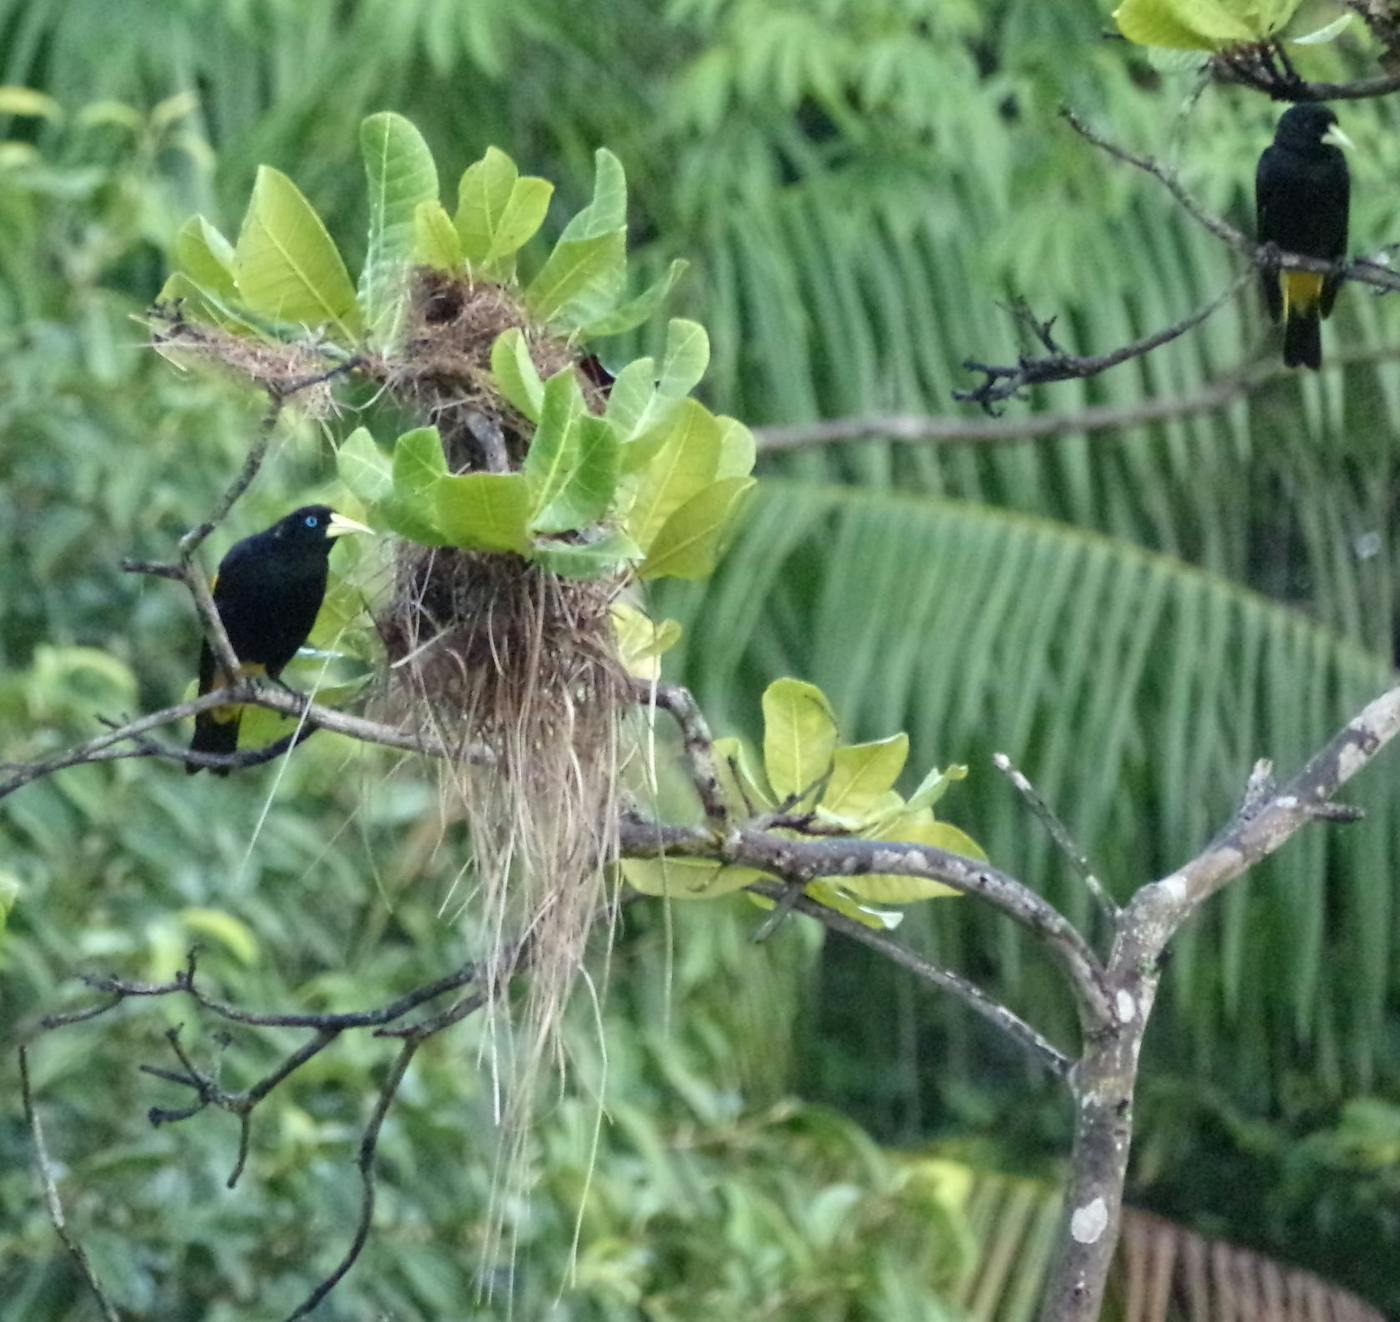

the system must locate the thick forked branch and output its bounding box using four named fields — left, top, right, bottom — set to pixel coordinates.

left=1036, top=678, right=1400, bottom=1322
